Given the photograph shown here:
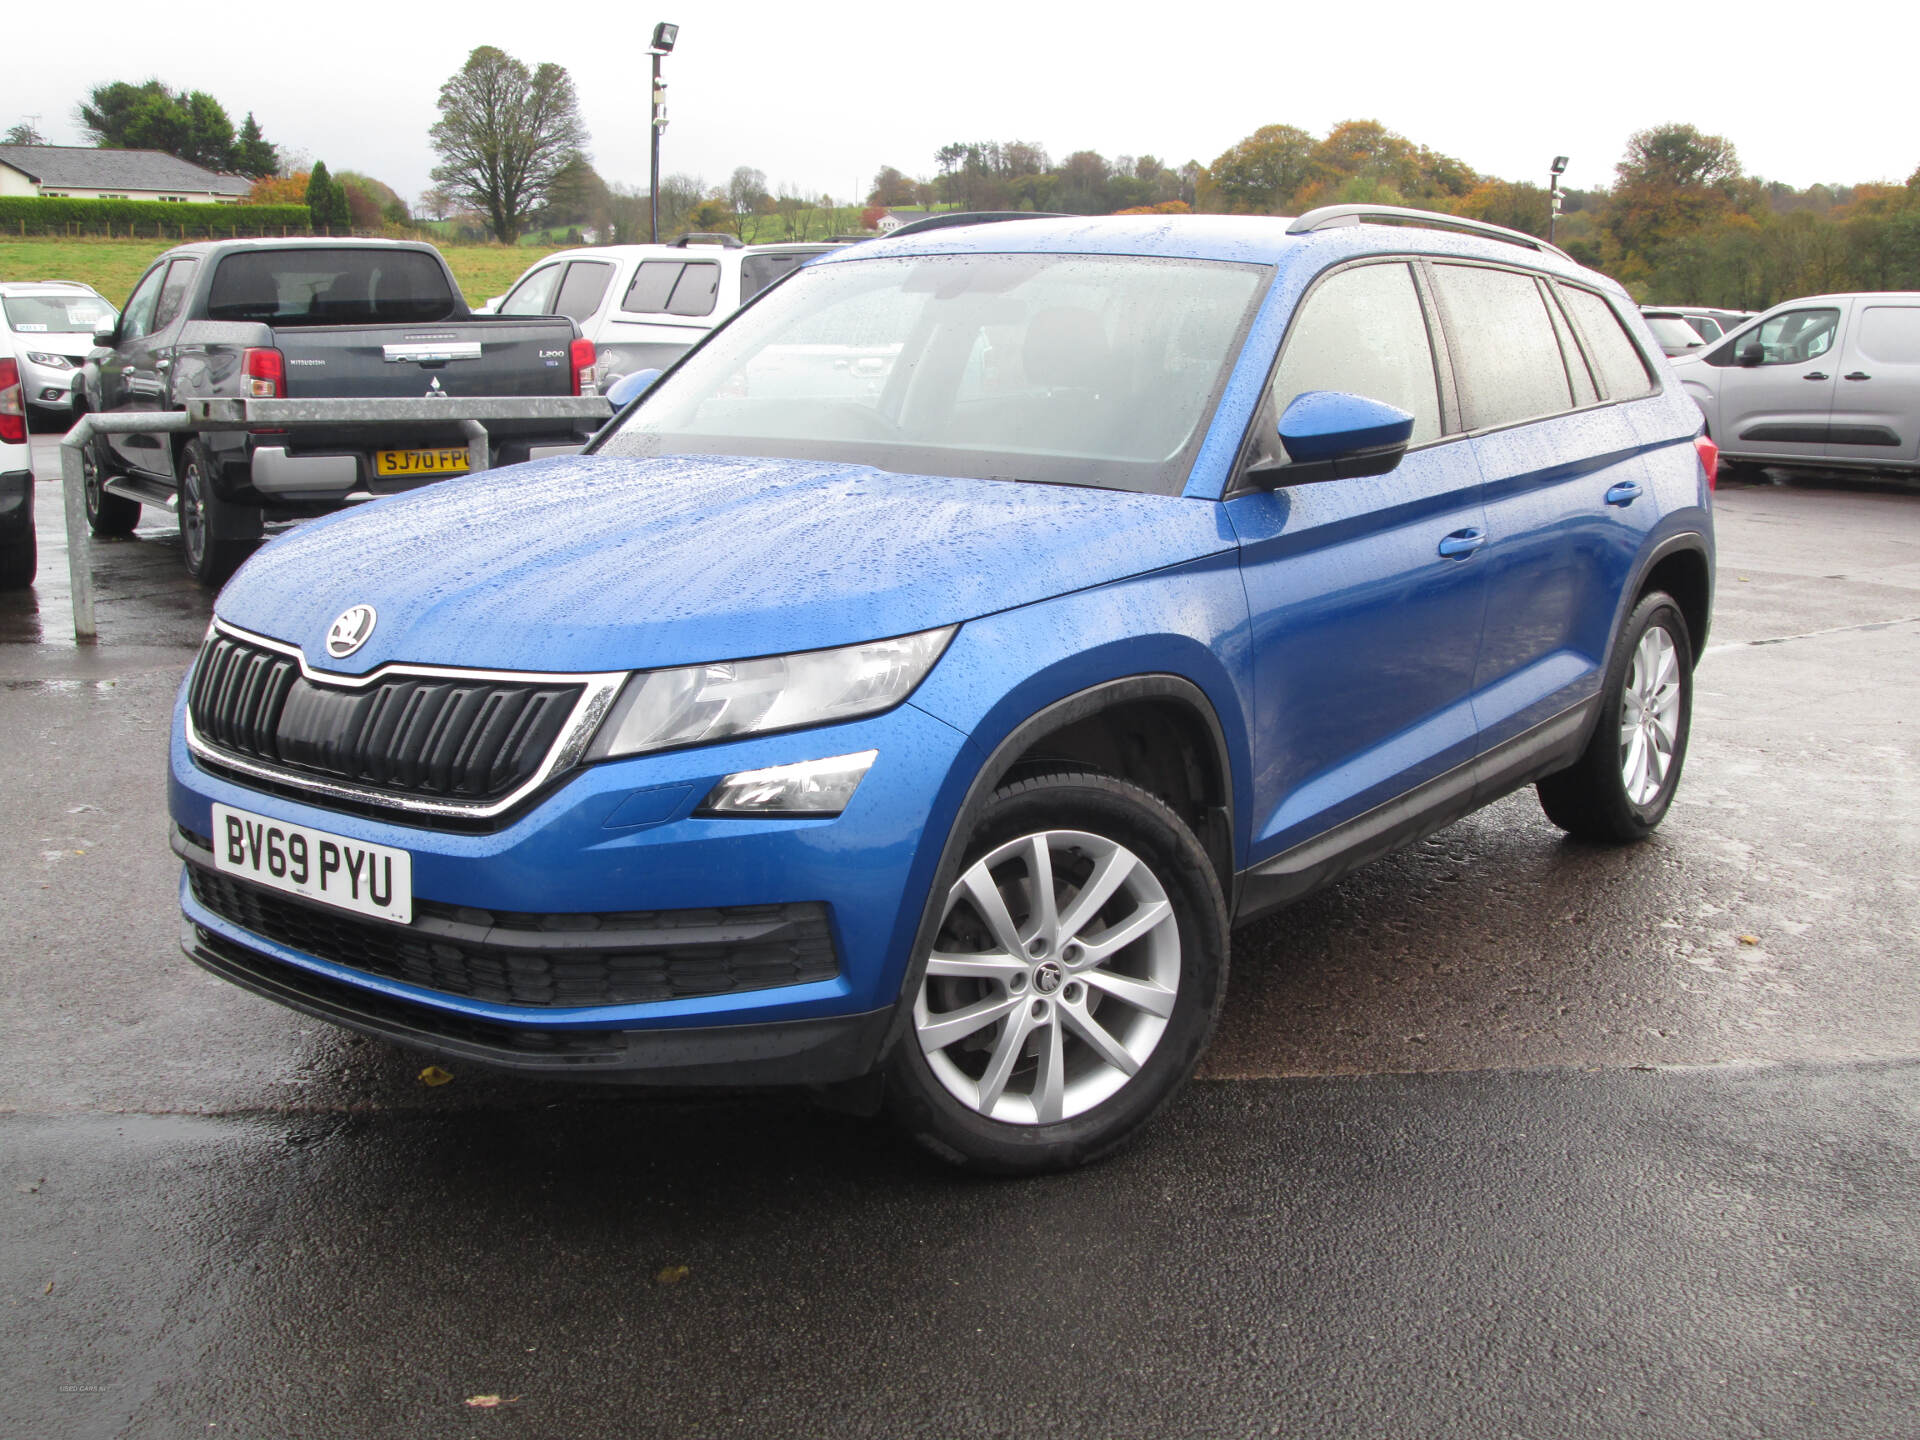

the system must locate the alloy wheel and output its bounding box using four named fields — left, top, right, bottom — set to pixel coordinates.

left=1619, top=623, right=1681, bottom=806
left=180, top=459, right=207, bottom=570
left=914, top=829, right=1181, bottom=1125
